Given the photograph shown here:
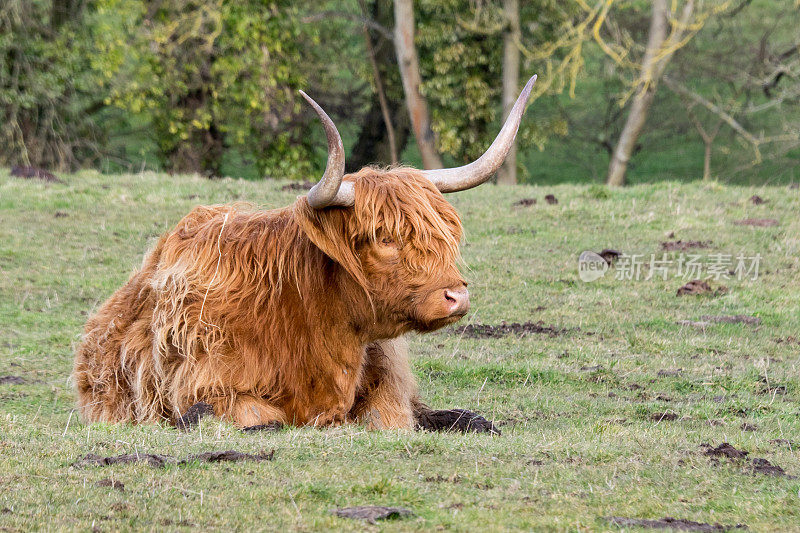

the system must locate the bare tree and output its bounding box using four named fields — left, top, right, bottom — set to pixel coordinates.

left=496, top=0, right=521, bottom=185
left=606, top=0, right=695, bottom=186
left=393, top=0, right=443, bottom=169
